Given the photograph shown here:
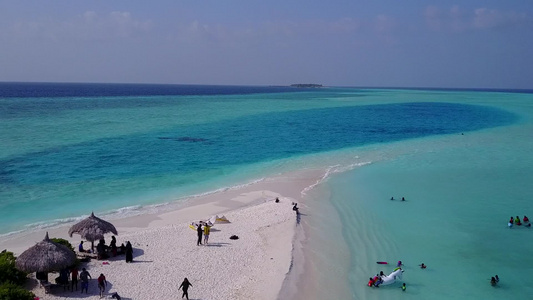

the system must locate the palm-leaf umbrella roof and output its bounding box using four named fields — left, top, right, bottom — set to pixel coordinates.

left=15, top=232, right=77, bottom=273
left=68, top=212, right=118, bottom=242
